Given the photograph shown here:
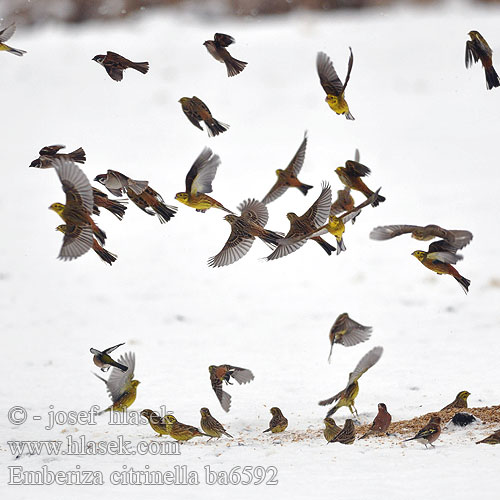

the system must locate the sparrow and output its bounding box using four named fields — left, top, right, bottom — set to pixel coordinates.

left=465, top=31, right=500, bottom=89
left=403, top=415, right=441, bottom=448
left=328, top=313, right=372, bottom=363
left=92, top=187, right=127, bottom=220
left=359, top=403, right=392, bottom=439
left=90, top=343, right=128, bottom=372
left=179, top=96, right=229, bottom=137
left=92, top=51, right=149, bottom=81
left=200, top=408, right=233, bottom=439
left=141, top=409, right=170, bottom=437
left=329, top=418, right=356, bottom=444
left=0, top=23, right=26, bottom=56
left=203, top=33, right=247, bottom=77
left=441, top=391, right=470, bottom=411
left=335, top=160, right=385, bottom=206
left=208, top=364, right=254, bottom=412
left=29, top=145, right=86, bottom=169
left=263, top=407, right=288, bottom=433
